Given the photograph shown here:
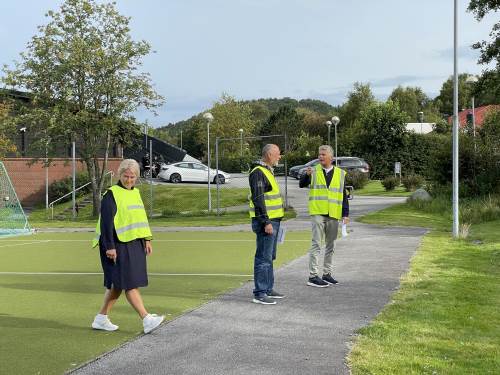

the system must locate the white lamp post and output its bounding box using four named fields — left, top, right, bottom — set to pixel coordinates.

left=466, top=74, right=478, bottom=141
left=238, top=128, right=244, bottom=156
left=331, top=116, right=340, bottom=166
left=325, top=120, right=332, bottom=146
left=452, top=0, right=459, bottom=238
left=203, top=112, right=214, bottom=212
